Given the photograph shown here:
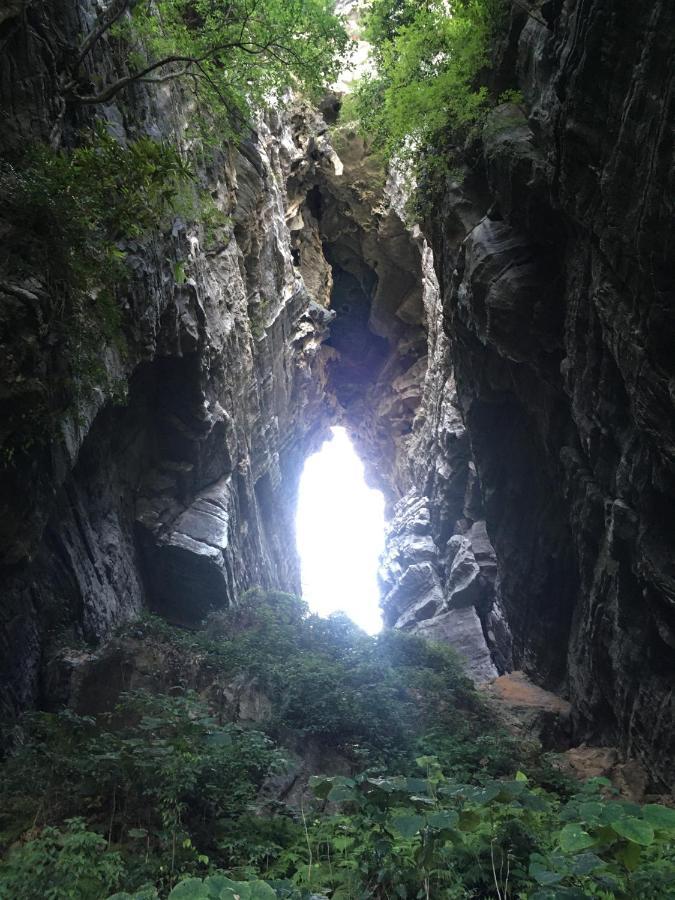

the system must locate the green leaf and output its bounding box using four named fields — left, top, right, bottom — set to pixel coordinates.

left=558, top=823, right=596, bottom=853
left=458, top=810, right=481, bottom=833
left=246, top=882, right=277, bottom=900
left=570, top=852, right=604, bottom=875
left=168, top=880, right=211, bottom=900
left=578, top=801, right=603, bottom=822
left=642, top=803, right=675, bottom=830
left=515, top=770, right=528, bottom=782
left=610, top=816, right=654, bottom=846
left=309, top=776, right=333, bottom=799
left=391, top=814, right=425, bottom=839
left=328, top=784, right=356, bottom=802
left=406, top=777, right=430, bottom=795
left=529, top=861, right=564, bottom=886
left=427, top=810, right=459, bottom=830
left=615, top=840, right=641, bottom=870
left=463, top=783, right=501, bottom=805
left=601, top=801, right=641, bottom=824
